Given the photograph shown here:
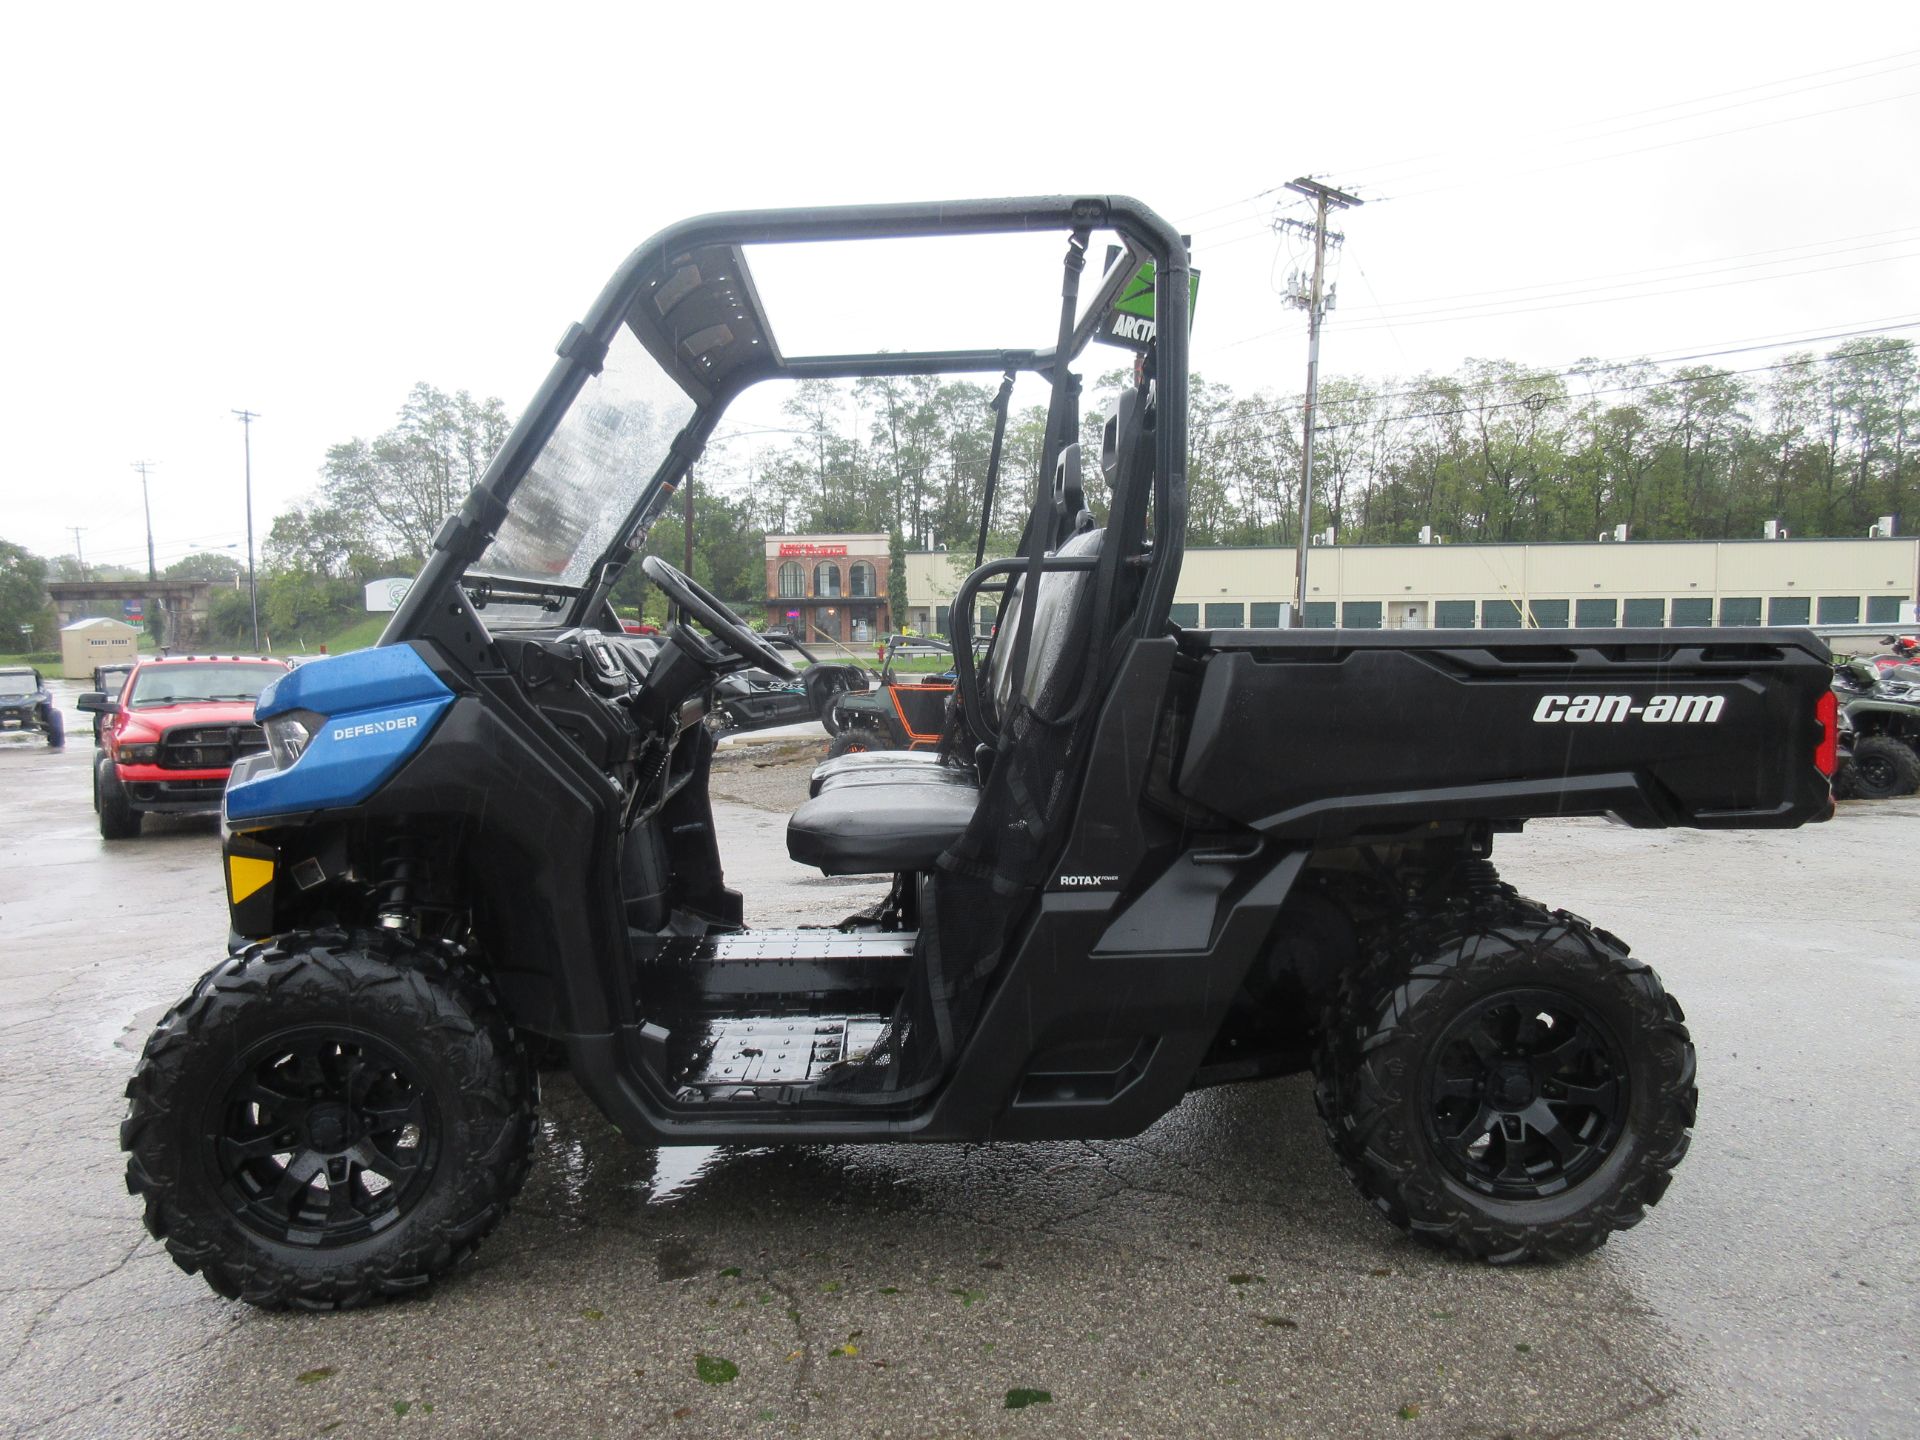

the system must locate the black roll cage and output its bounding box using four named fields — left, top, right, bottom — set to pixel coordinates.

left=385, top=197, right=1191, bottom=662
